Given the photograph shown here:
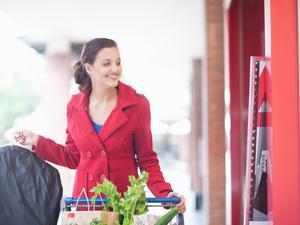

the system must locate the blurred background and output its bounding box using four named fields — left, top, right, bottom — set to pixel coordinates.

left=0, top=0, right=204, bottom=225
left=2, top=0, right=296, bottom=225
